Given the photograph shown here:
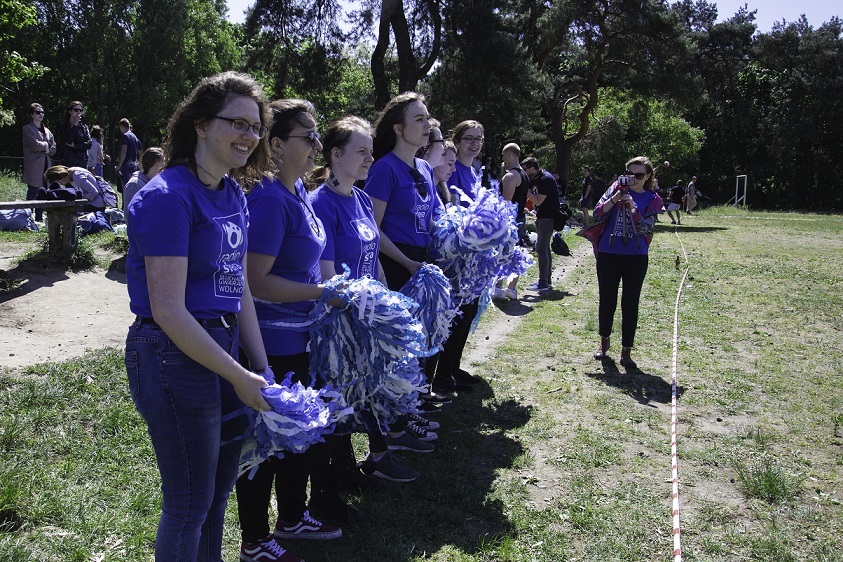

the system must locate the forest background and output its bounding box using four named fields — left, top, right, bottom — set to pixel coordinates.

left=1, top=0, right=841, bottom=210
